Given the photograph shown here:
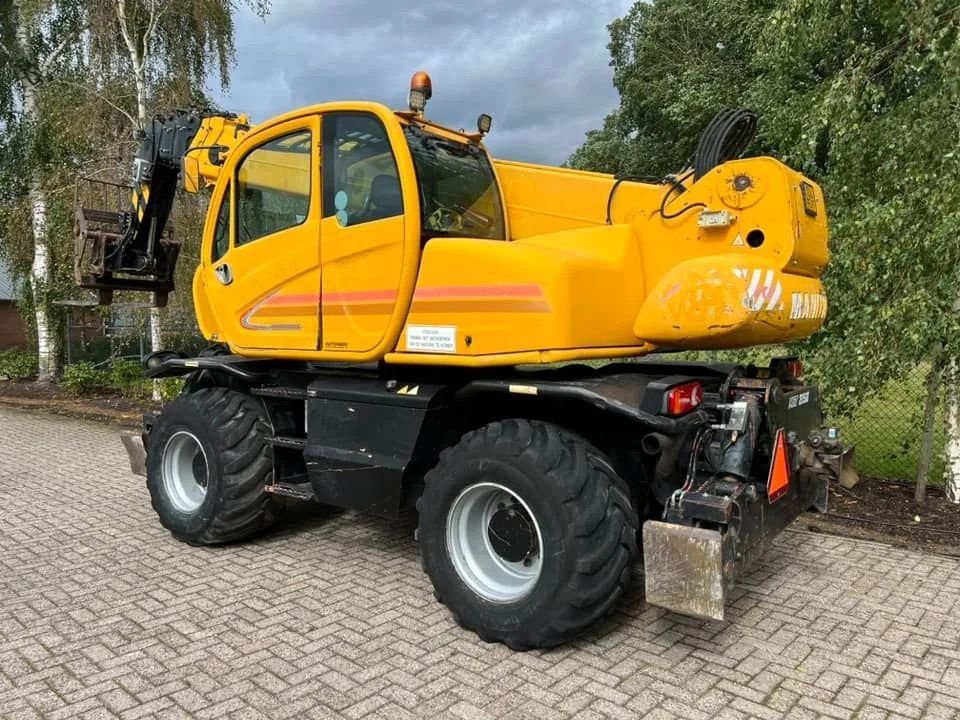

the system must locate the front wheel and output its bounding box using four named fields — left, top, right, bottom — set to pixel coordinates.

left=146, top=387, right=278, bottom=545
left=417, top=419, right=638, bottom=649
